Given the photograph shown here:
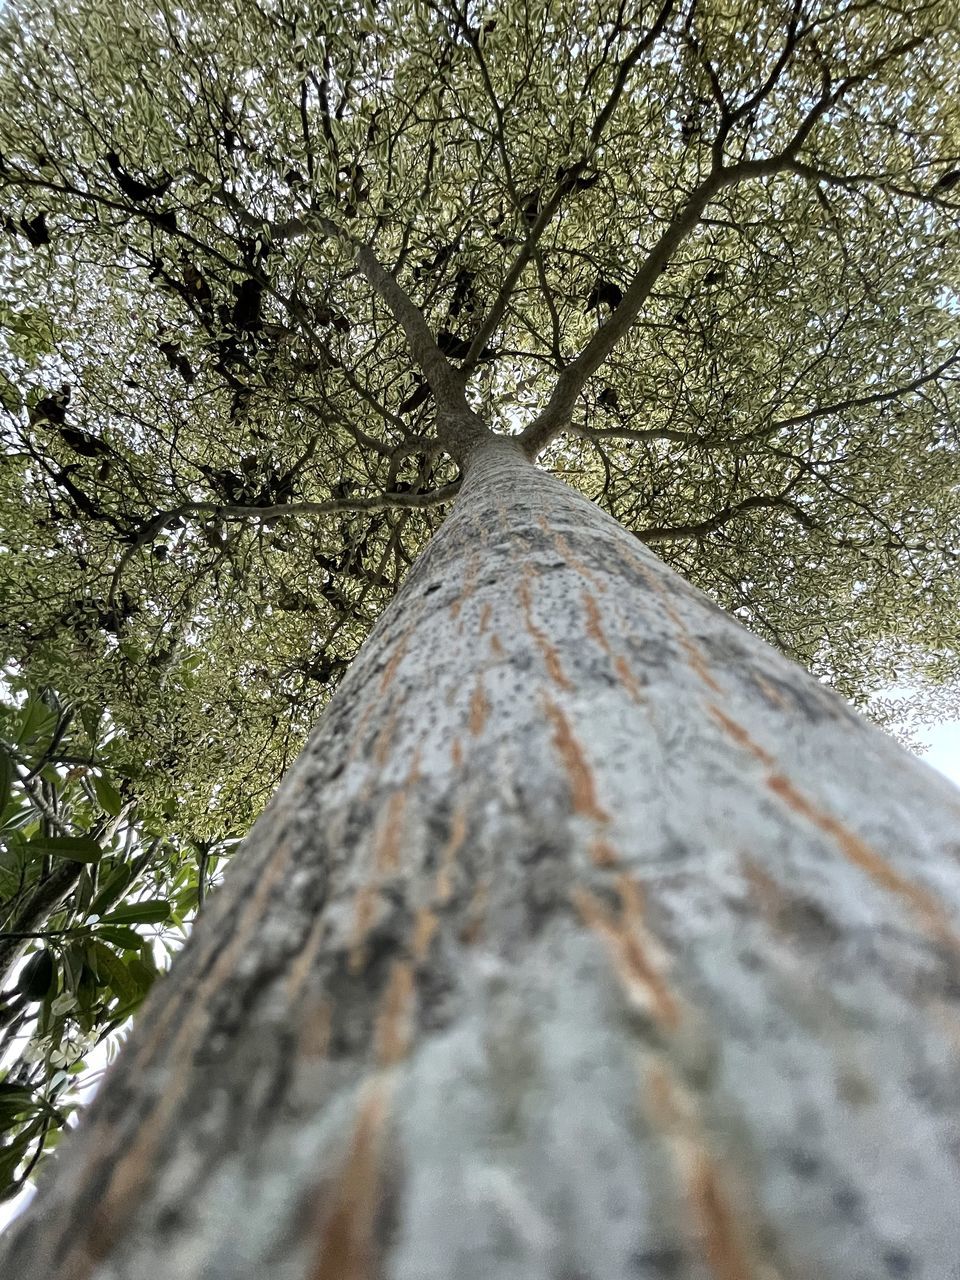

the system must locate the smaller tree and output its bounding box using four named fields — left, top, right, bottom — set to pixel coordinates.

left=0, top=678, right=230, bottom=1199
